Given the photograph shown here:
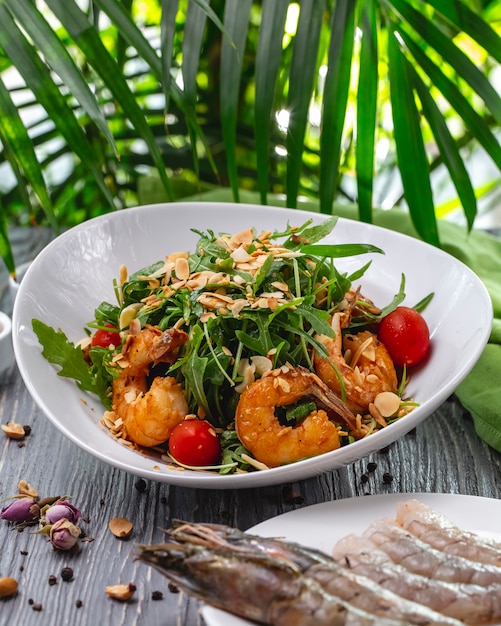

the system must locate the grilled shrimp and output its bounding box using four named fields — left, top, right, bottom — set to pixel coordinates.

left=136, top=524, right=457, bottom=626
left=234, top=365, right=357, bottom=468
left=112, top=325, right=189, bottom=447
left=314, top=312, right=398, bottom=414
left=396, top=499, right=501, bottom=566
left=334, top=535, right=501, bottom=624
